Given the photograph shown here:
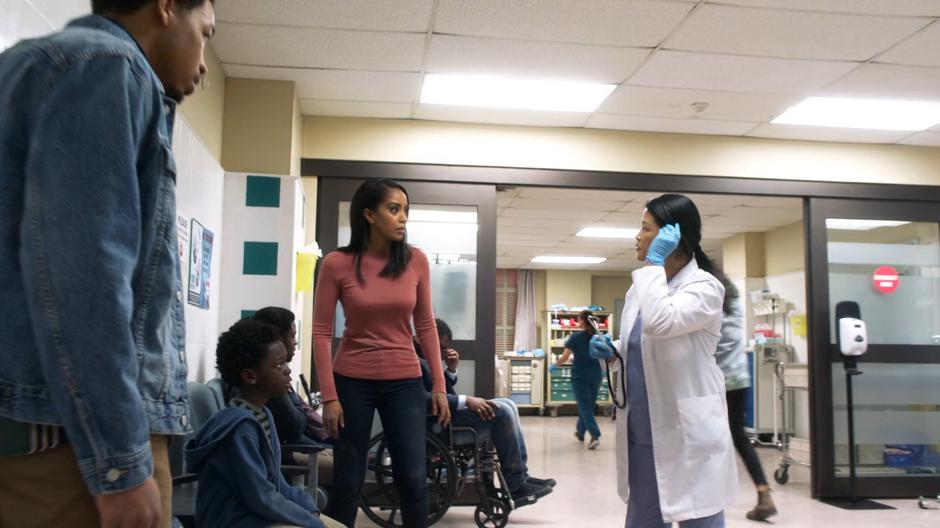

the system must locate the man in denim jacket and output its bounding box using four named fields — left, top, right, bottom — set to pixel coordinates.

left=0, top=1, right=215, bottom=526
